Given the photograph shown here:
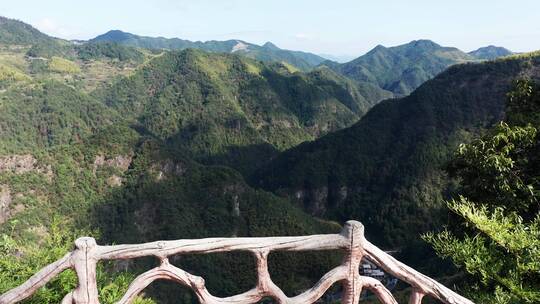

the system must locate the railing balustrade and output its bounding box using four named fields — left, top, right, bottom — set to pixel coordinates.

left=0, top=221, right=474, bottom=304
